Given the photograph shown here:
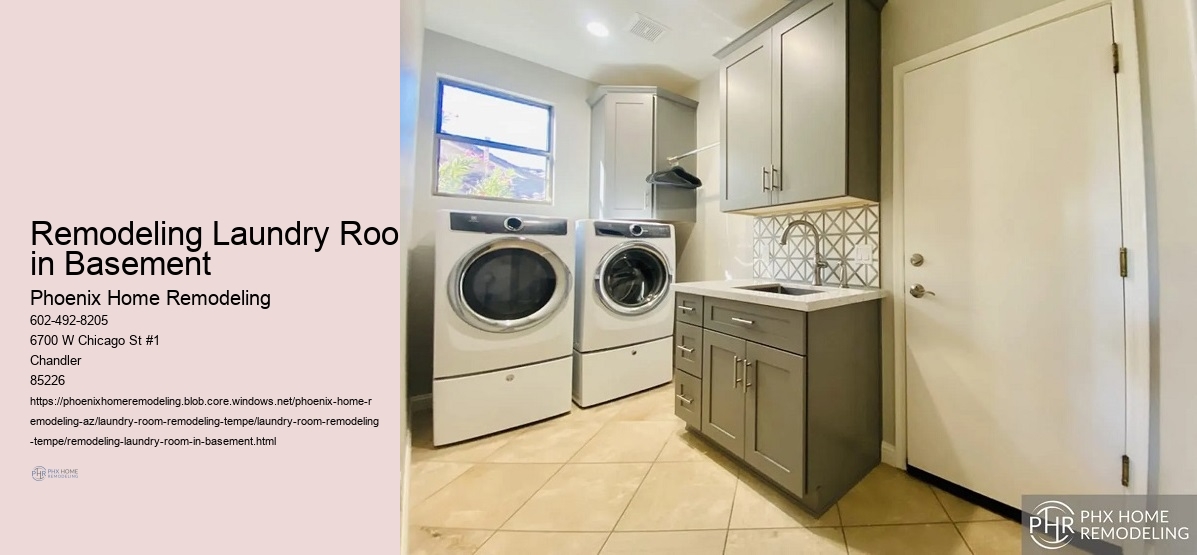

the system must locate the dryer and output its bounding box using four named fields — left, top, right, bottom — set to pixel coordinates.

left=433, top=210, right=574, bottom=445
left=573, top=220, right=675, bottom=407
